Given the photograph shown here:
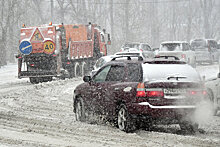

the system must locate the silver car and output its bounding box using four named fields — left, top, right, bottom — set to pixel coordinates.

left=190, top=39, right=219, bottom=64
left=157, top=41, right=196, bottom=68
